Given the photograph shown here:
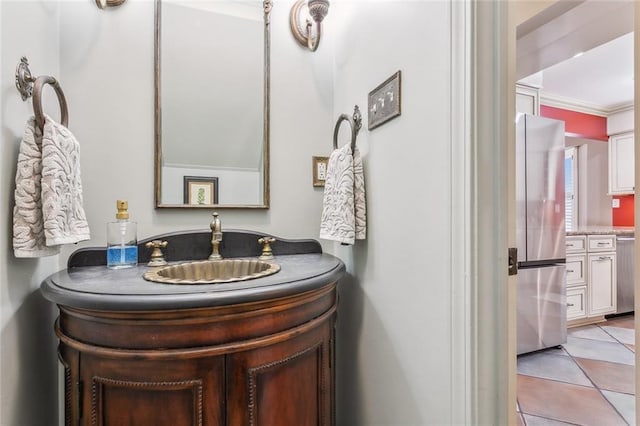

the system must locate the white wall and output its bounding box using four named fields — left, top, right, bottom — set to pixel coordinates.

left=161, top=1, right=263, bottom=169
left=608, top=107, right=634, bottom=135
left=331, top=2, right=457, bottom=424
left=57, top=0, right=334, bottom=260
left=162, top=164, right=261, bottom=205
left=0, top=3, right=62, bottom=425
